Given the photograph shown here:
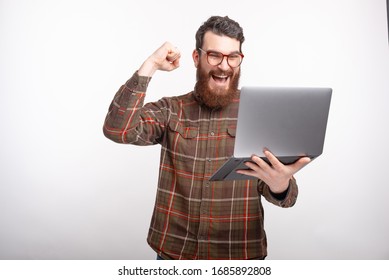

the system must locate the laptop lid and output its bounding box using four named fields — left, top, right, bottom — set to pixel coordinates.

left=209, top=86, right=332, bottom=181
